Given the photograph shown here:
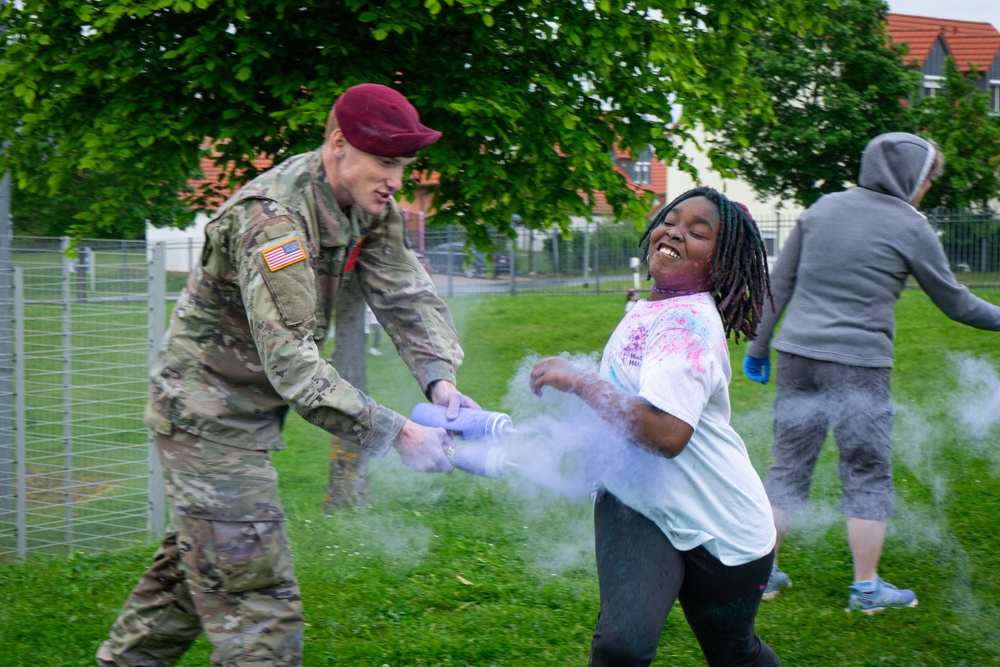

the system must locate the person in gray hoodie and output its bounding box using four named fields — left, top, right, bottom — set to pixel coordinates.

left=742, top=132, right=1000, bottom=613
